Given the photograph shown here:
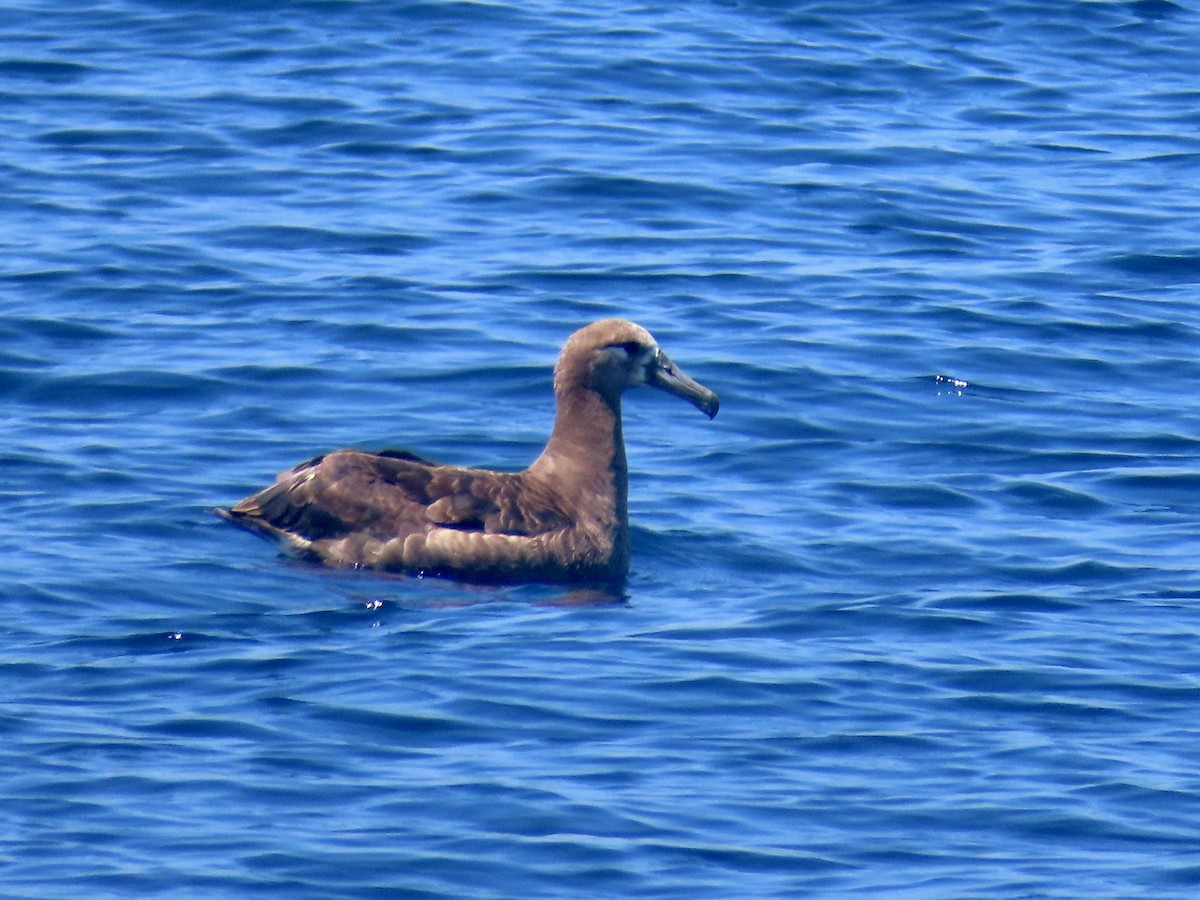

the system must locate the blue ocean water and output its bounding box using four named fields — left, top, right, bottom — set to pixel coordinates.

left=4, top=0, right=1200, bottom=896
